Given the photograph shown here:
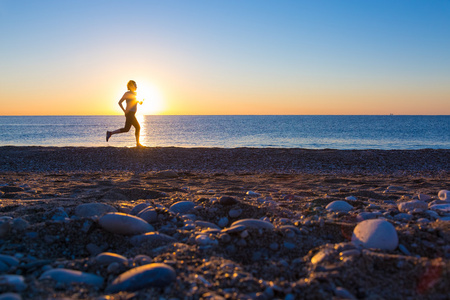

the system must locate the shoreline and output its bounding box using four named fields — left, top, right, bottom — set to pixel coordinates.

left=1, top=146, right=449, bottom=175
